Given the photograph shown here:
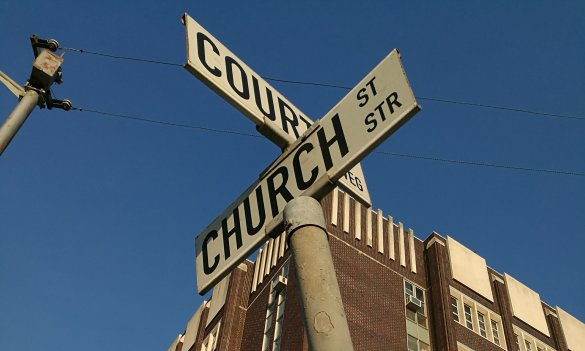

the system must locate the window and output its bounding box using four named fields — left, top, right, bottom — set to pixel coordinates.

left=407, top=335, right=418, bottom=351
left=404, top=280, right=430, bottom=351
left=491, top=320, right=501, bottom=346
left=404, top=281, right=427, bottom=328
left=272, top=290, right=286, bottom=351
left=477, top=312, right=487, bottom=337
left=464, top=304, right=474, bottom=330
left=201, top=322, right=221, bottom=351
left=514, top=326, right=556, bottom=351
left=261, top=262, right=289, bottom=351
left=450, top=296, right=460, bottom=322
left=457, top=343, right=476, bottom=351
left=262, top=290, right=276, bottom=351
left=407, top=335, right=429, bottom=351
left=450, top=287, right=505, bottom=349
left=405, top=281, right=414, bottom=296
